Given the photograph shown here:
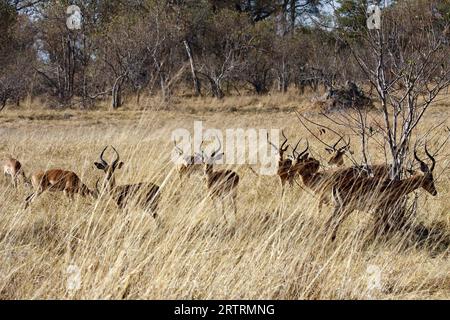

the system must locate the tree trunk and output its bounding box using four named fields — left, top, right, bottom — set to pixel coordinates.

left=81, top=74, right=87, bottom=108
left=278, top=59, right=289, bottom=92
left=0, top=98, right=6, bottom=111
left=211, top=79, right=224, bottom=99
left=251, top=81, right=268, bottom=95
left=111, top=75, right=125, bottom=109
left=160, top=73, right=167, bottom=101
left=290, top=0, right=296, bottom=33
left=279, top=74, right=288, bottom=93
left=136, top=87, right=141, bottom=105
left=183, top=39, right=201, bottom=96
left=61, top=35, right=75, bottom=103
left=112, top=85, right=122, bottom=109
